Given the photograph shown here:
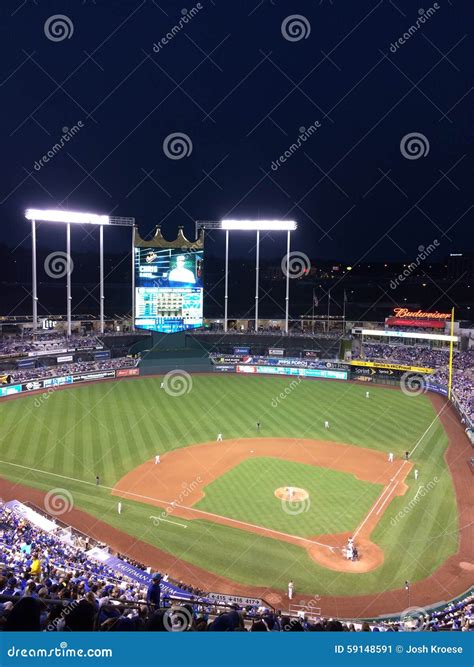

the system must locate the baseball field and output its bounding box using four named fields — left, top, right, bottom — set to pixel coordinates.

left=0, top=373, right=469, bottom=614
